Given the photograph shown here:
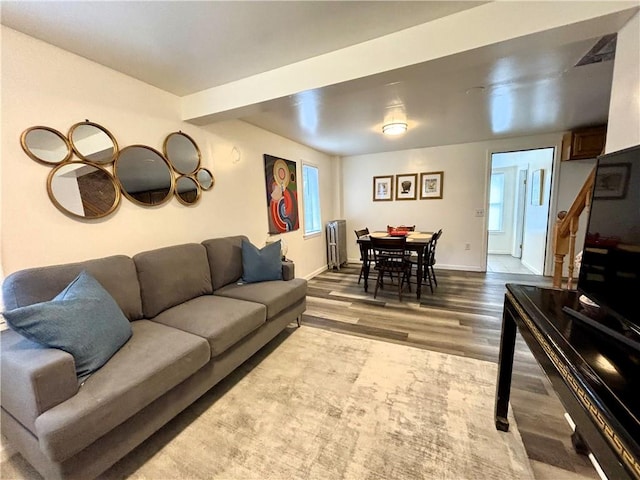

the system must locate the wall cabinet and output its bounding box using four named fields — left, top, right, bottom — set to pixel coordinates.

left=561, top=125, right=607, bottom=161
